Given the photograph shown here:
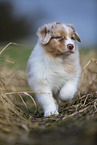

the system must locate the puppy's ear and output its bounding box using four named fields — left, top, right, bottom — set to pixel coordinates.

left=37, top=25, right=51, bottom=44
left=67, top=24, right=81, bottom=42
